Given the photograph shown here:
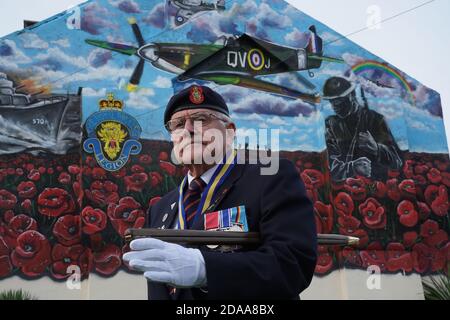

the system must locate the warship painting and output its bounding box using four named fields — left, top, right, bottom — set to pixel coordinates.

left=0, top=73, right=81, bottom=155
